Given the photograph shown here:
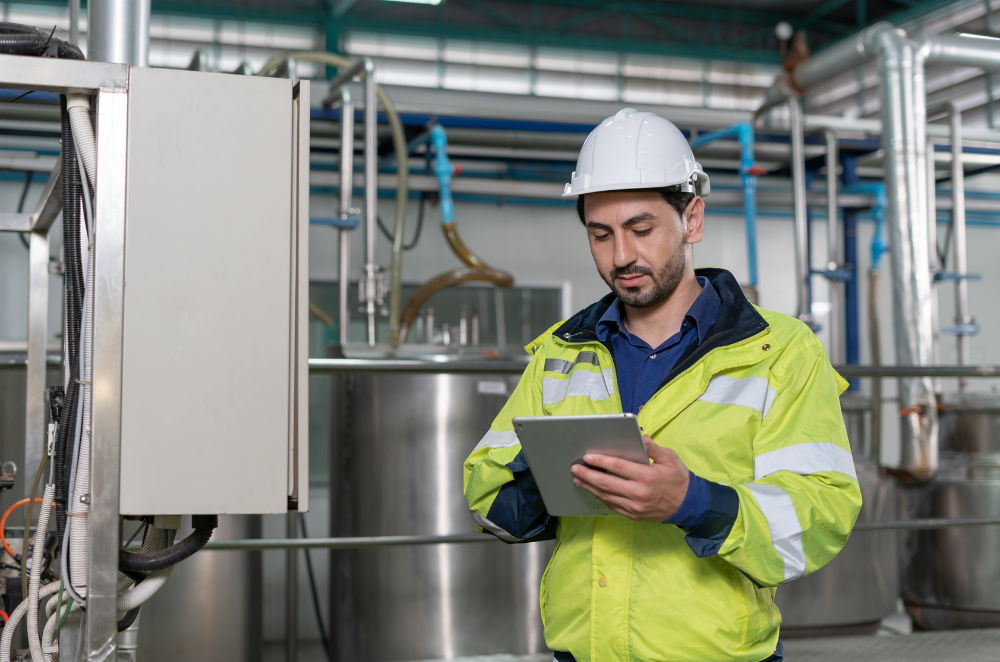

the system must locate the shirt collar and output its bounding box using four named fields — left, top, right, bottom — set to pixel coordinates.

left=595, top=276, right=721, bottom=345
